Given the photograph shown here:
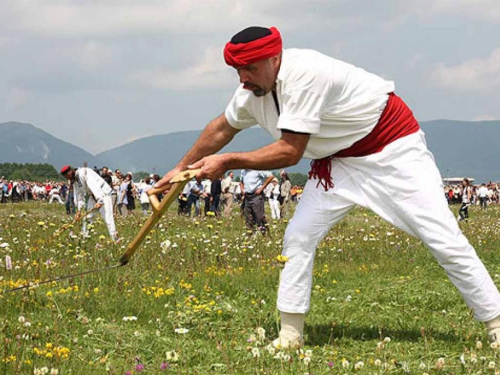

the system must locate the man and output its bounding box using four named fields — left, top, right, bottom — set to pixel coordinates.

left=61, top=165, right=118, bottom=242
left=210, top=175, right=223, bottom=216
left=478, top=183, right=489, bottom=211
left=240, top=169, right=273, bottom=234
left=279, top=170, right=292, bottom=219
left=185, top=178, right=204, bottom=217
left=221, top=171, right=234, bottom=216
left=458, top=178, right=472, bottom=222
left=155, top=26, right=500, bottom=347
